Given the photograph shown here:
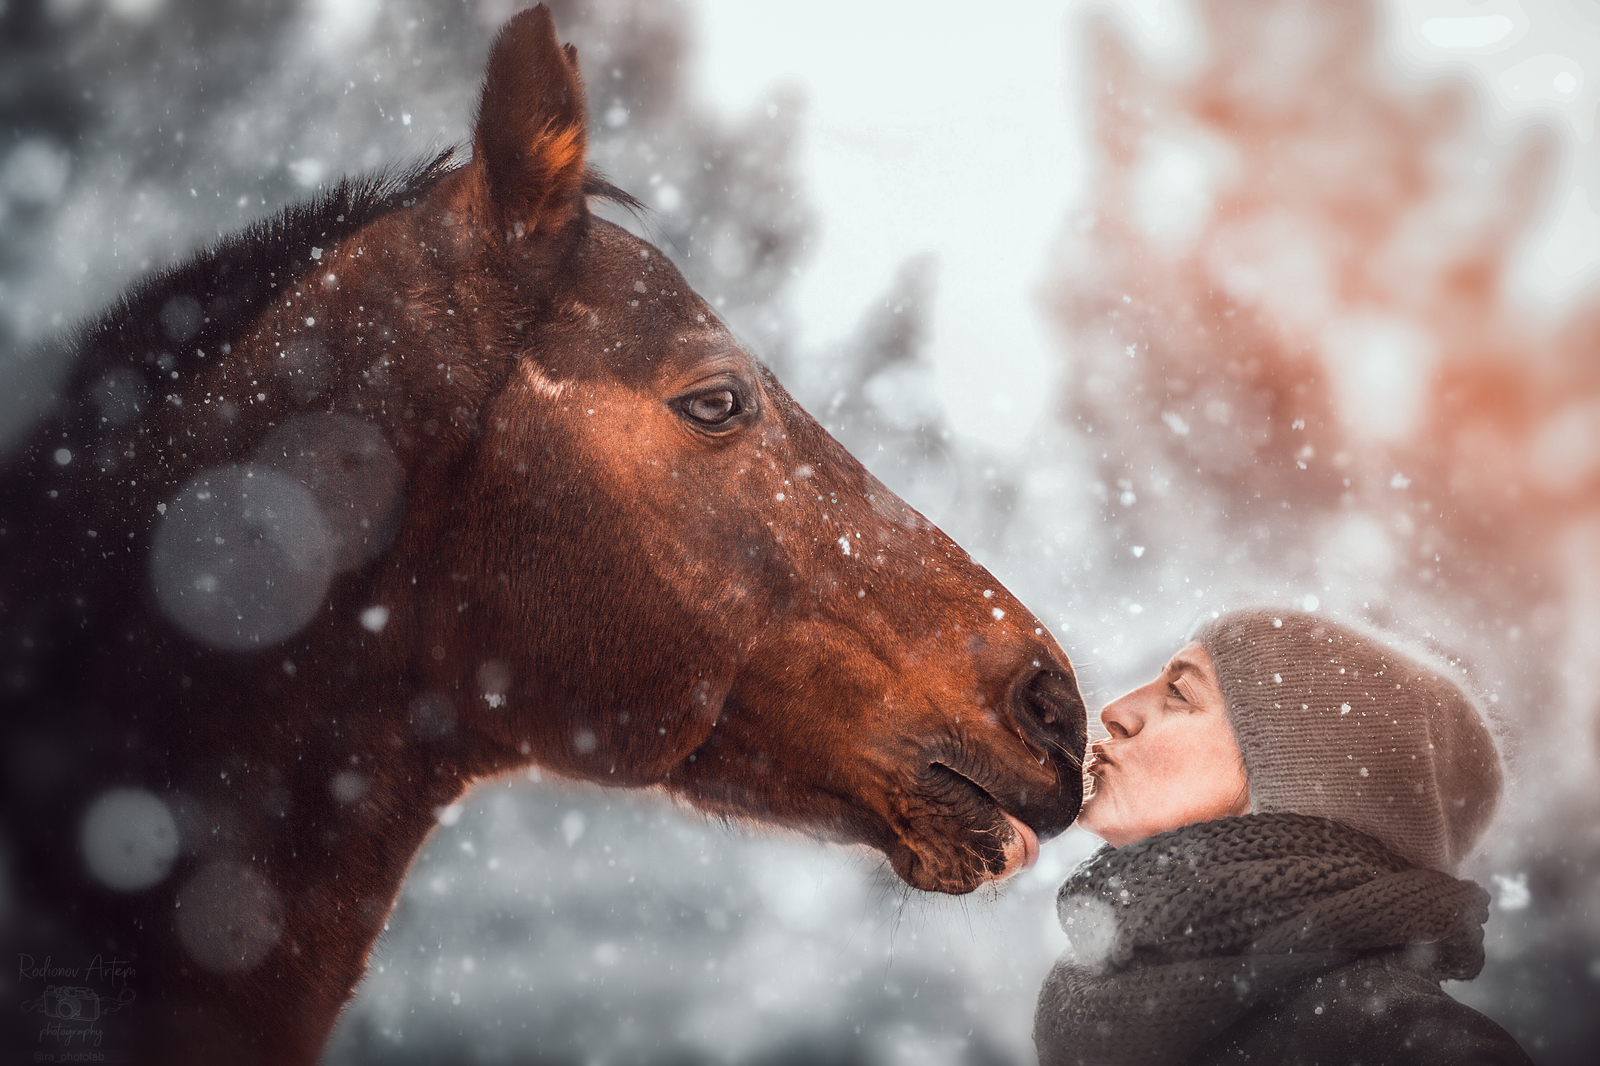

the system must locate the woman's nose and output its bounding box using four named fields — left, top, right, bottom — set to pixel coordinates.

left=1099, top=690, right=1144, bottom=739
